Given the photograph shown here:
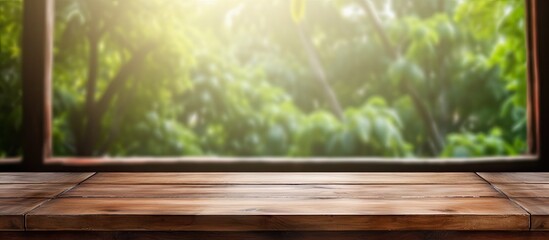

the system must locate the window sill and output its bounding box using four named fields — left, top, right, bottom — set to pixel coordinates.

left=31, top=156, right=541, bottom=172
